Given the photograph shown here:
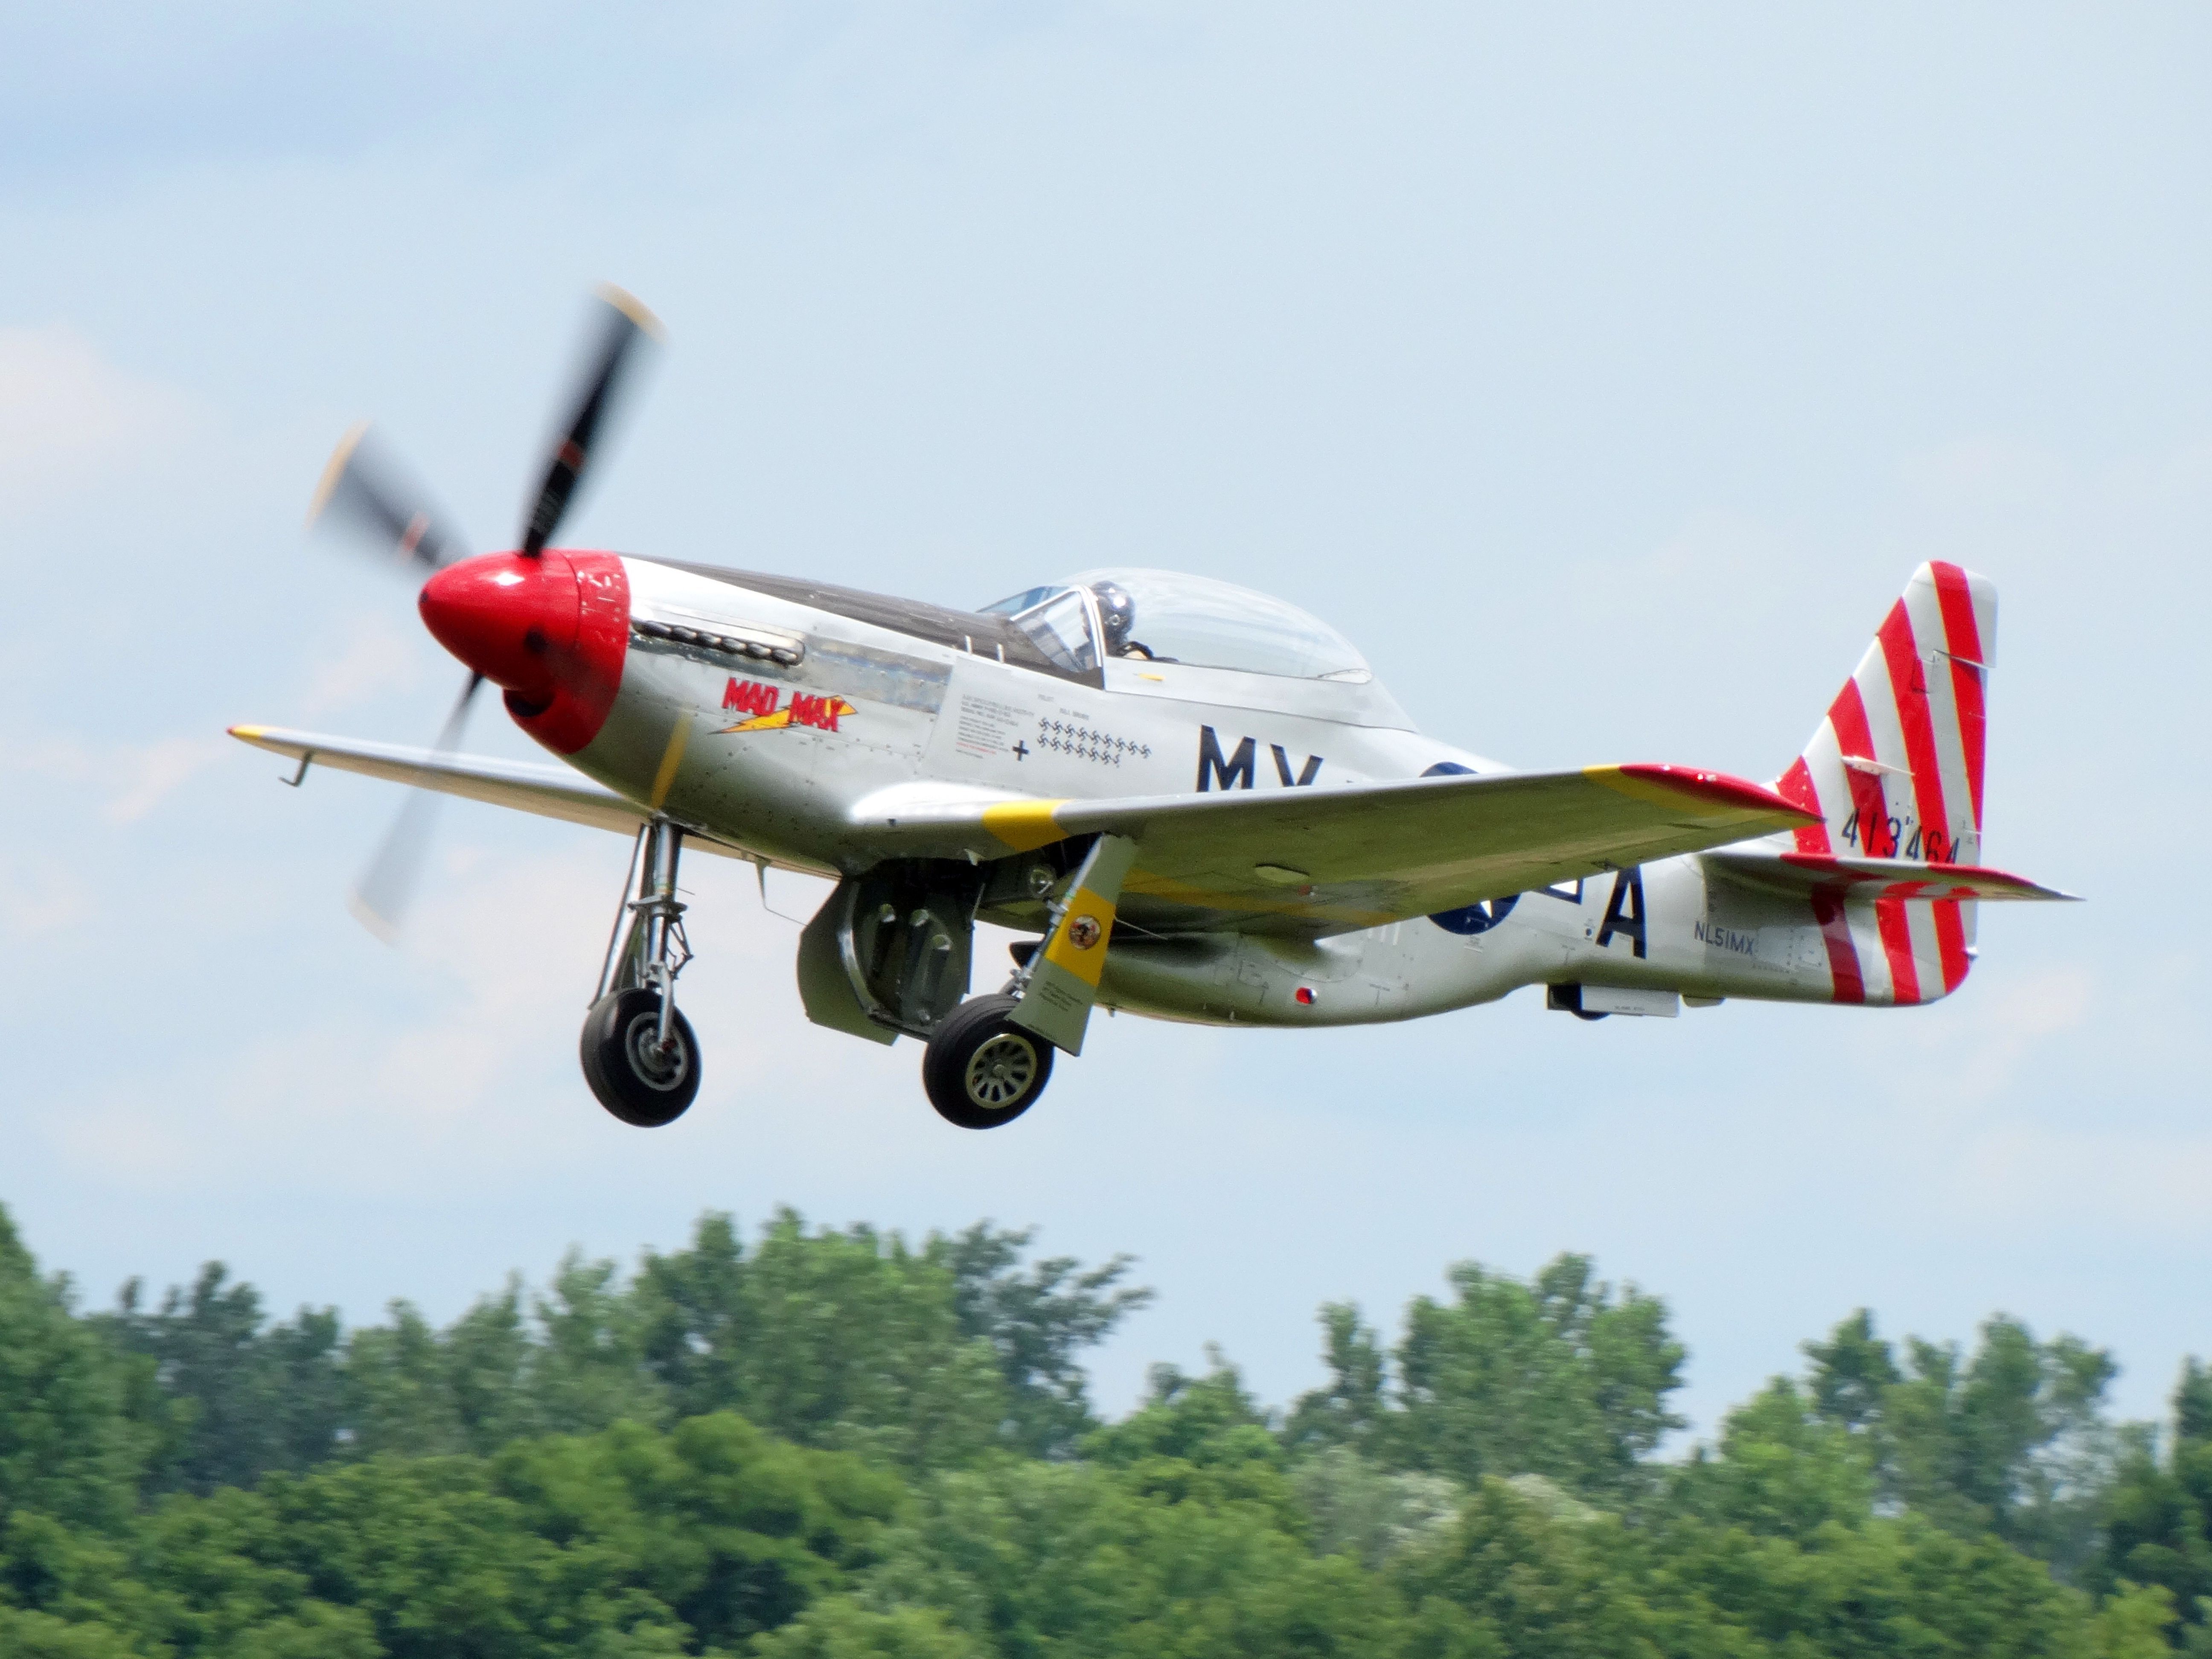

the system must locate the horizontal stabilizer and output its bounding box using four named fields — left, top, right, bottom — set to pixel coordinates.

left=1702, top=849, right=2077, bottom=902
